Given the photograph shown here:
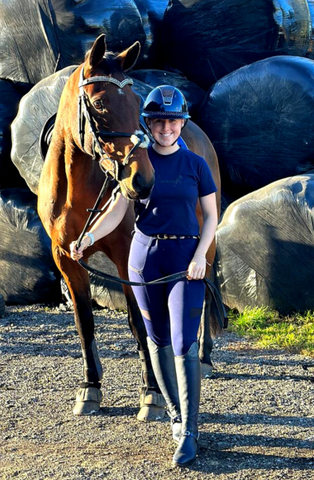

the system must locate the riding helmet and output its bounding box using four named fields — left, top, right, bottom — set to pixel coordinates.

left=142, top=85, right=190, bottom=124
